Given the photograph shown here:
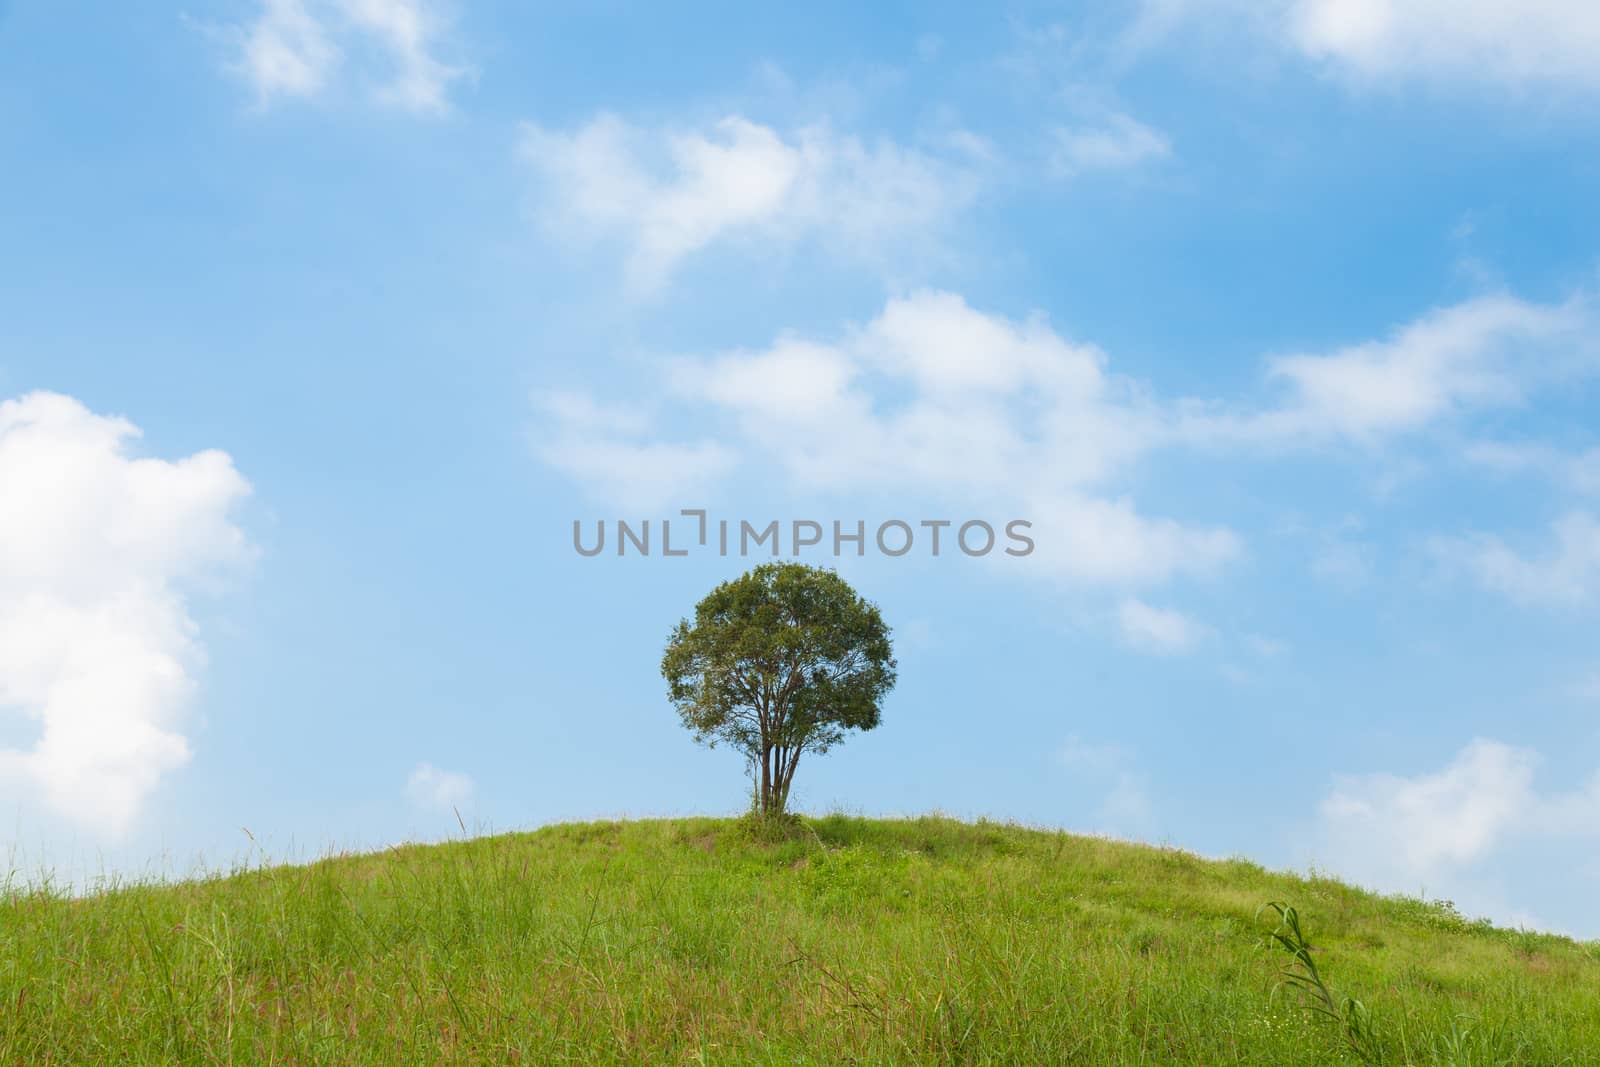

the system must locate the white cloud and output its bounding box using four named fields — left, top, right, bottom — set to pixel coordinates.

left=1321, top=740, right=1532, bottom=876
left=1246, top=633, right=1287, bottom=656
left=1435, top=512, right=1600, bottom=608
left=1140, top=0, right=1600, bottom=92
left=530, top=390, right=735, bottom=512
left=1117, top=598, right=1208, bottom=653
left=1465, top=441, right=1600, bottom=495
left=340, top=0, right=462, bottom=112
left=1180, top=292, right=1596, bottom=446
left=622, top=290, right=1235, bottom=586
left=1029, top=494, right=1238, bottom=586
left=1050, top=112, right=1171, bottom=176
left=227, top=0, right=463, bottom=112
left=0, top=392, right=252, bottom=835
left=1317, top=739, right=1600, bottom=891
left=672, top=339, right=859, bottom=426
left=1310, top=538, right=1371, bottom=587
left=535, top=286, right=1600, bottom=592
left=406, top=762, right=474, bottom=811
left=666, top=291, right=1142, bottom=494
left=1285, top=0, right=1600, bottom=90
left=1265, top=295, right=1574, bottom=437
left=233, top=0, right=339, bottom=102
left=519, top=115, right=979, bottom=290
